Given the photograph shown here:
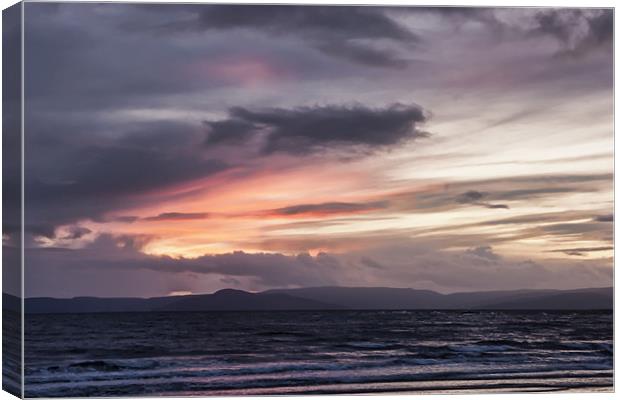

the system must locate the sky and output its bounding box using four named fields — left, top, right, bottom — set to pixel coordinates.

left=6, top=3, right=613, bottom=298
